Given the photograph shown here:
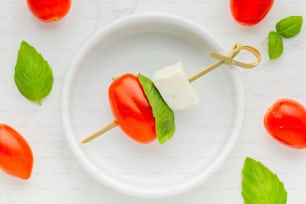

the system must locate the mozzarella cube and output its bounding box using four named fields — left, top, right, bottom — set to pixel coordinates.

left=152, top=62, right=199, bottom=111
